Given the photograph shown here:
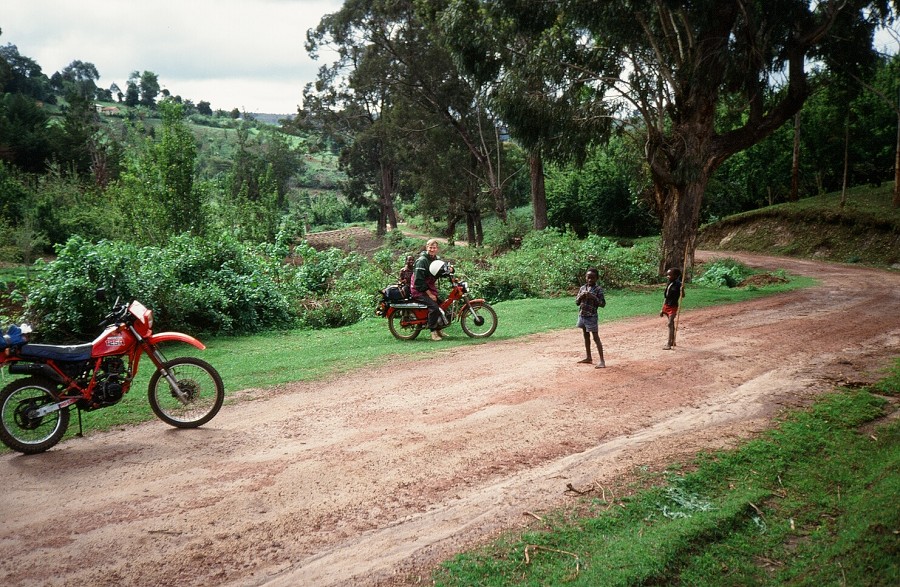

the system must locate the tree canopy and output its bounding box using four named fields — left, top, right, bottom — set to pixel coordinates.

left=438, top=0, right=898, bottom=270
